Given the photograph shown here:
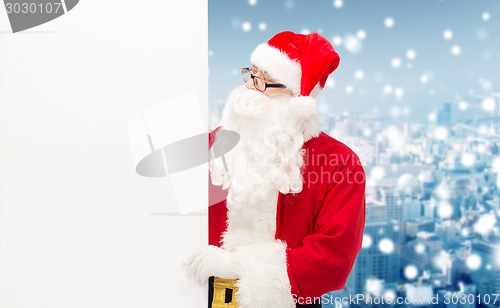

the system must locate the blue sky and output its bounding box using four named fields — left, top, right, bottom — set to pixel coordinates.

left=209, top=0, right=500, bottom=123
